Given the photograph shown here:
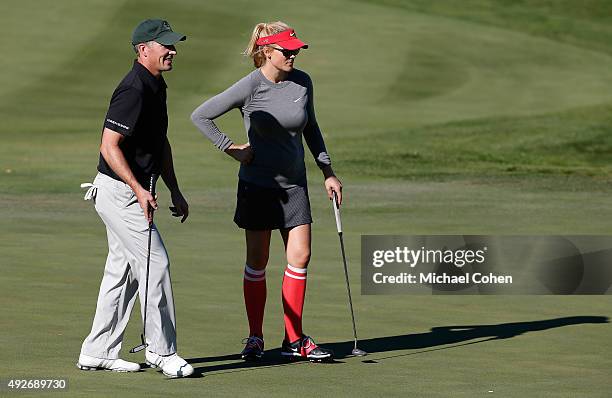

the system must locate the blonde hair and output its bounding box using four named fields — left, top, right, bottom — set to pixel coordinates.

left=244, top=21, right=291, bottom=68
